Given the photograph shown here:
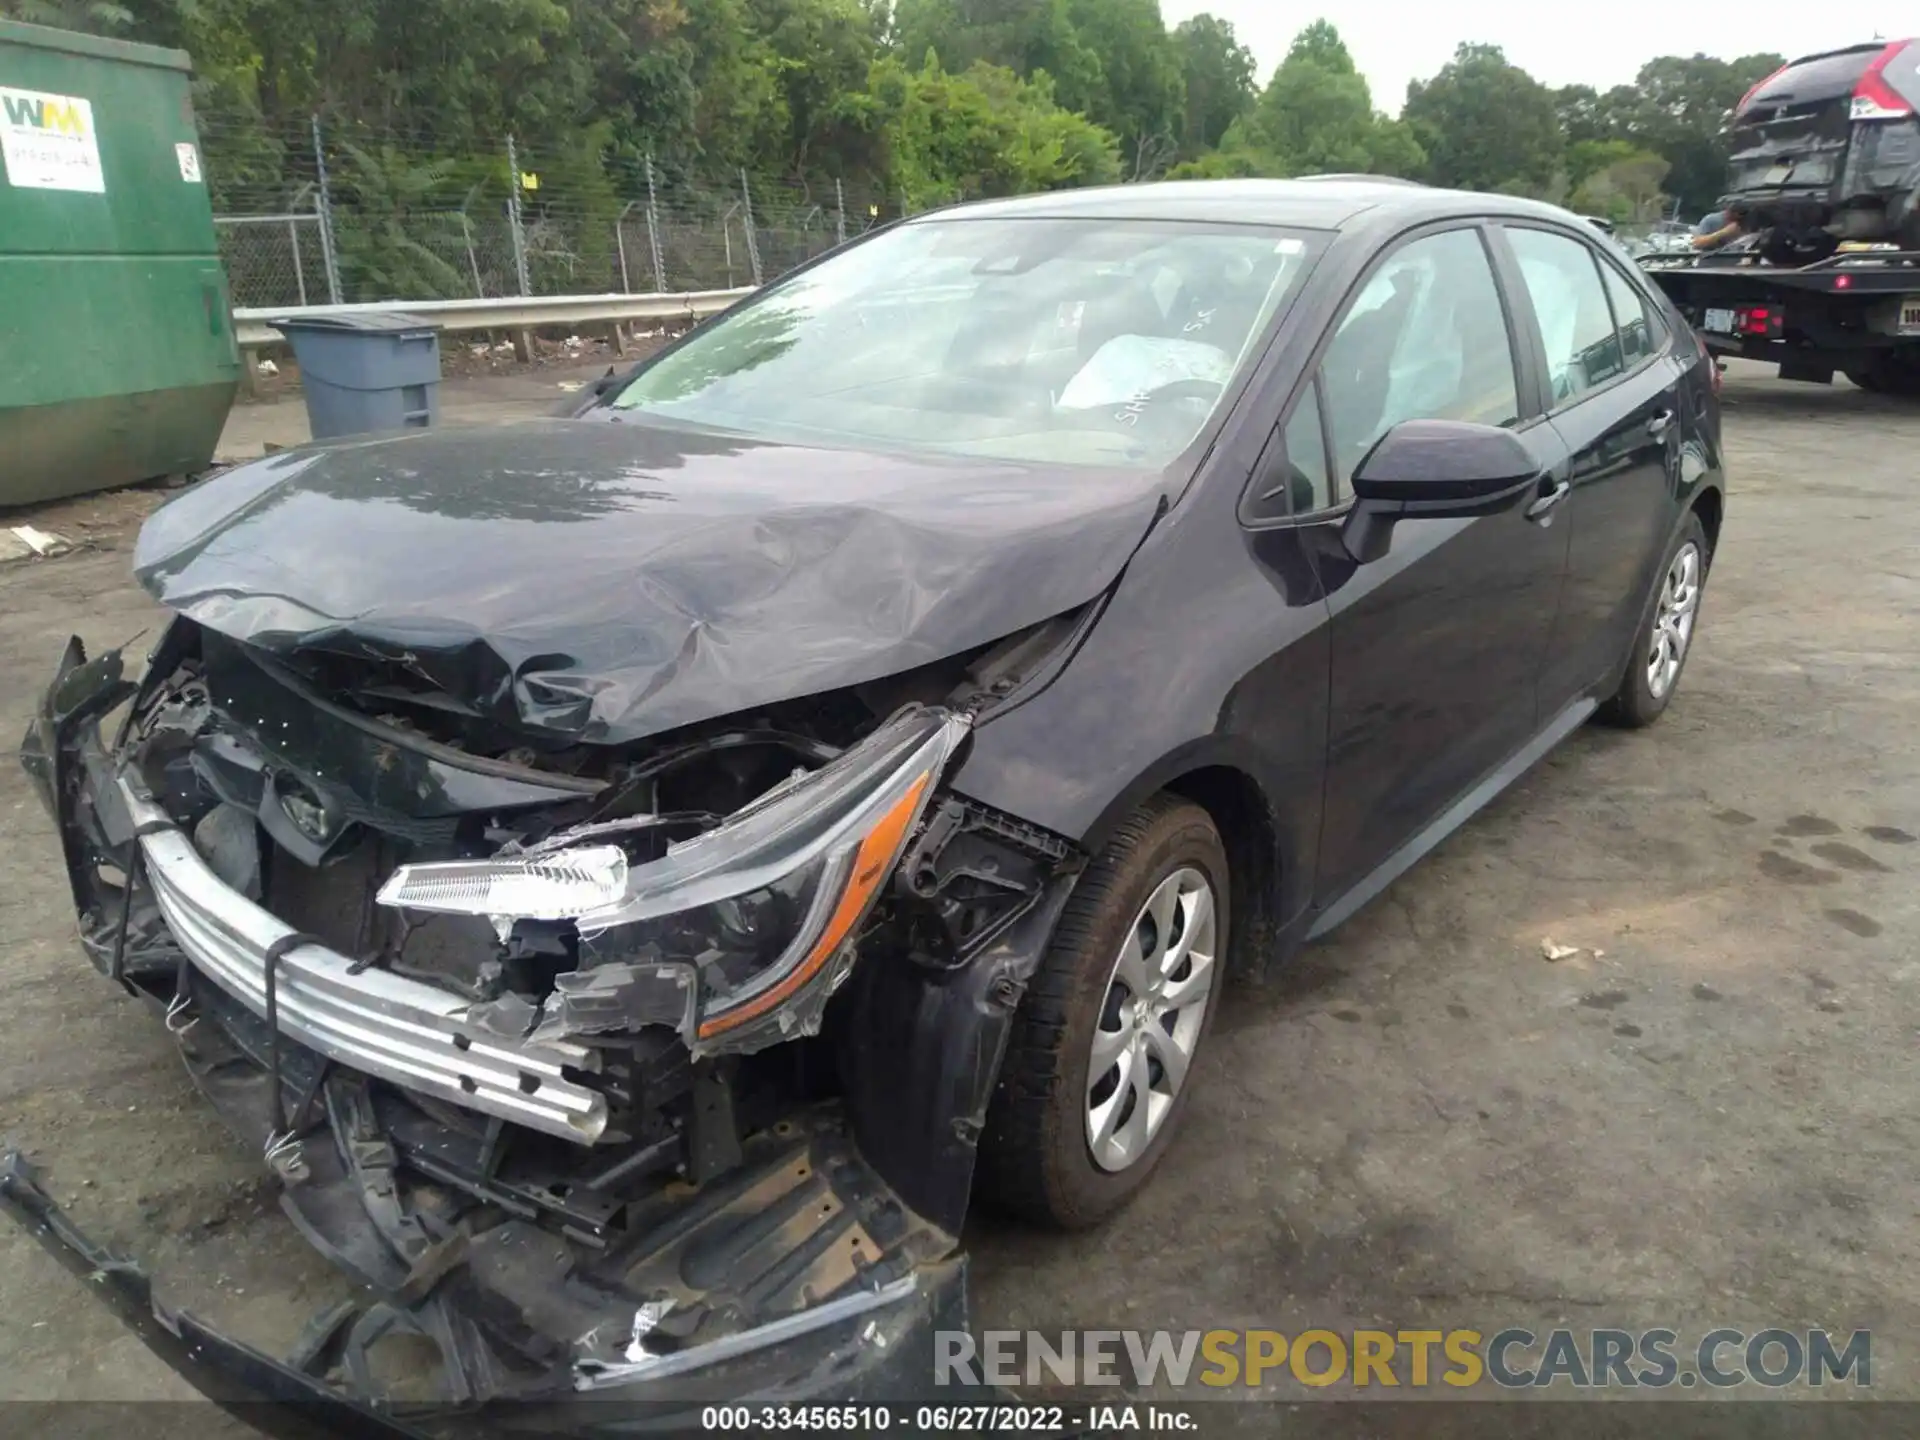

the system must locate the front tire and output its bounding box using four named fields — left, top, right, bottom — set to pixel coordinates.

left=978, top=796, right=1229, bottom=1229
left=1599, top=514, right=1710, bottom=728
